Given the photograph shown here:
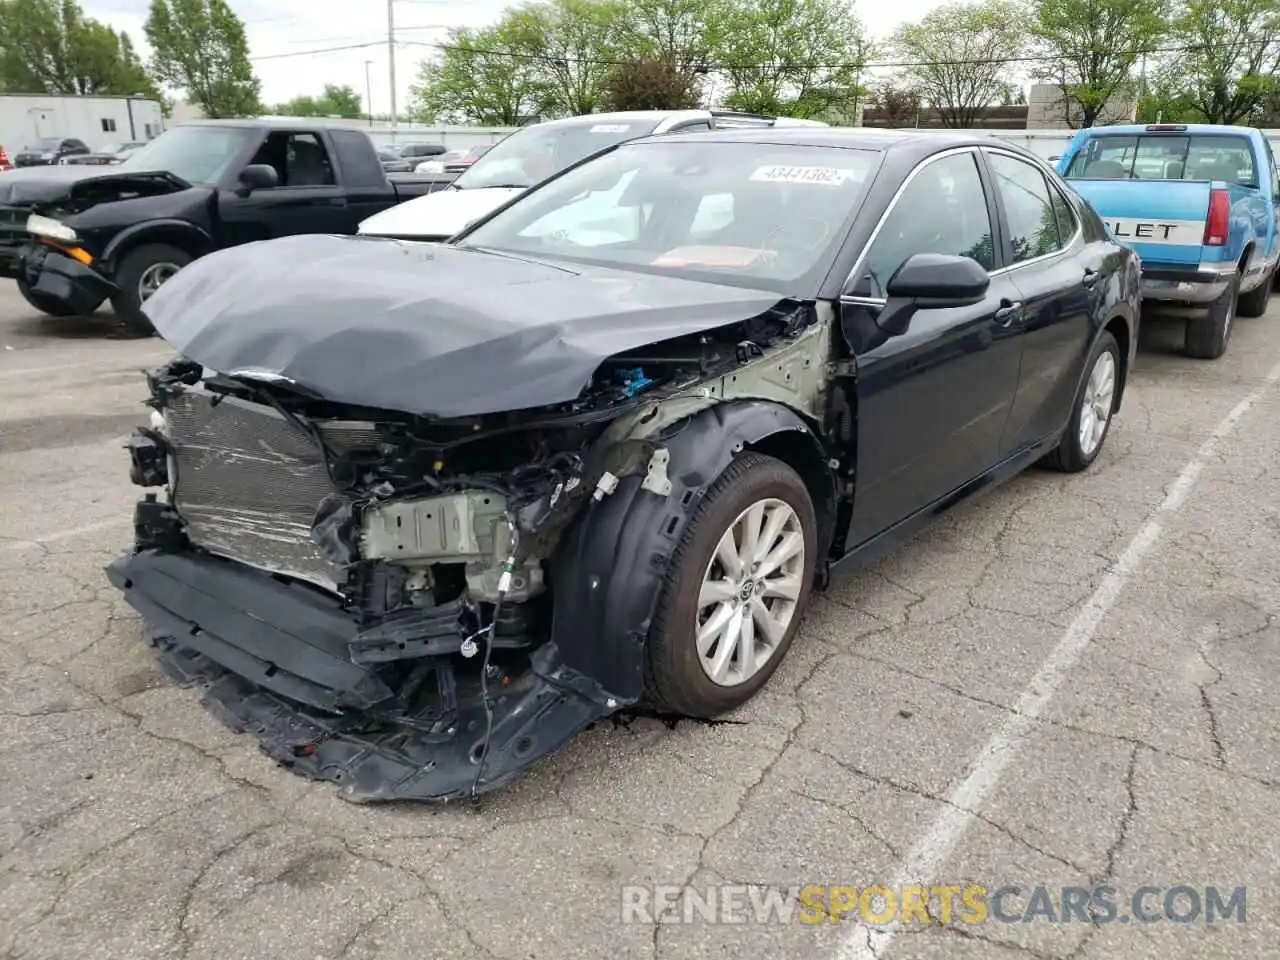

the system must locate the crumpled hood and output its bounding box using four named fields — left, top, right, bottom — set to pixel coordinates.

left=143, top=233, right=784, bottom=417
left=0, top=166, right=186, bottom=206
left=357, top=185, right=524, bottom=238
